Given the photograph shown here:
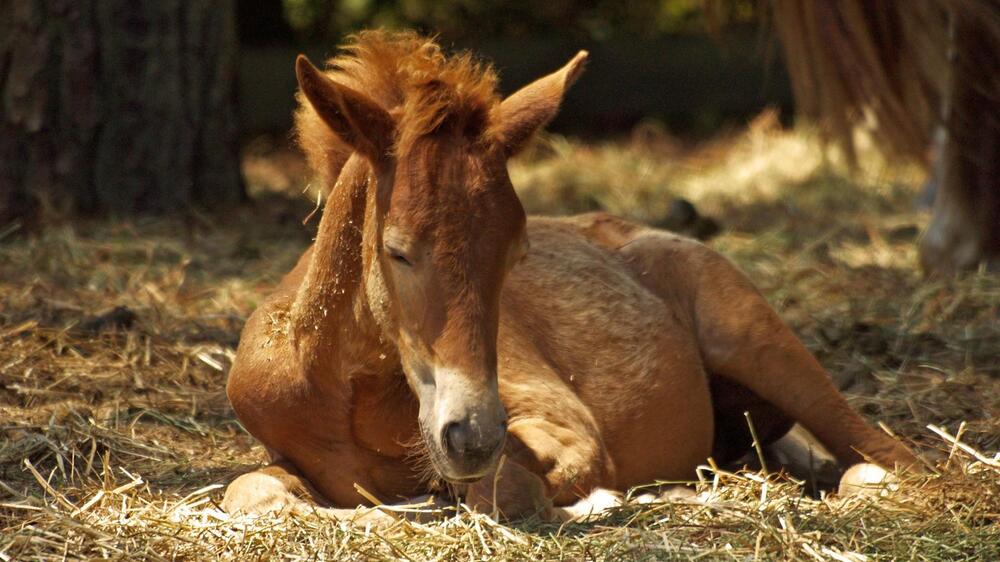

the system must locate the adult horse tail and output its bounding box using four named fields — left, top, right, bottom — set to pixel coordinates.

left=763, top=0, right=1000, bottom=273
